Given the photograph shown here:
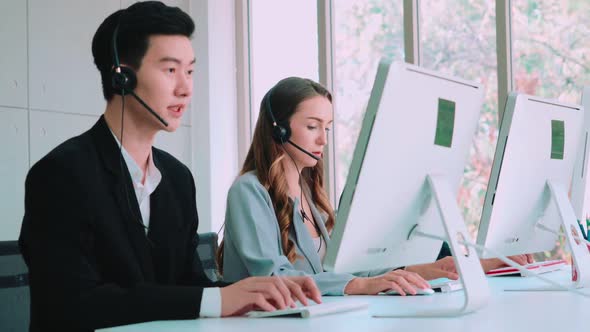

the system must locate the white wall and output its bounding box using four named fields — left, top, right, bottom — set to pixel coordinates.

left=0, top=0, right=238, bottom=240
left=191, top=0, right=238, bottom=233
